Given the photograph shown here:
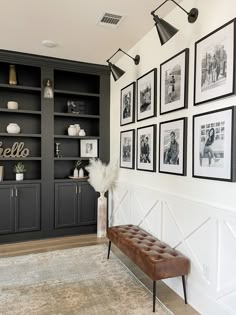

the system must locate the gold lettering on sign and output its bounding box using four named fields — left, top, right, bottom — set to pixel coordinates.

left=0, top=142, right=30, bottom=158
